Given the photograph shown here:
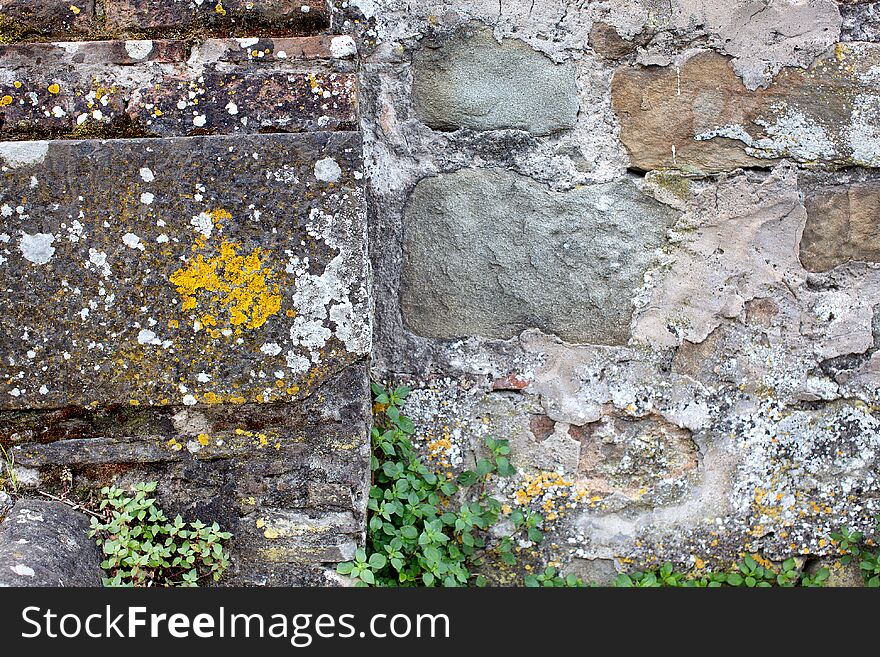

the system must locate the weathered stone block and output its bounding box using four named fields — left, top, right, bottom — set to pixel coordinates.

left=0, top=499, right=101, bottom=586
left=612, top=44, right=880, bottom=173
left=801, top=183, right=880, bottom=272
left=0, top=1, right=94, bottom=40
left=104, top=0, right=327, bottom=36
left=412, top=27, right=579, bottom=136
left=0, top=132, right=368, bottom=410
left=400, top=168, right=678, bottom=344
left=0, top=39, right=356, bottom=138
